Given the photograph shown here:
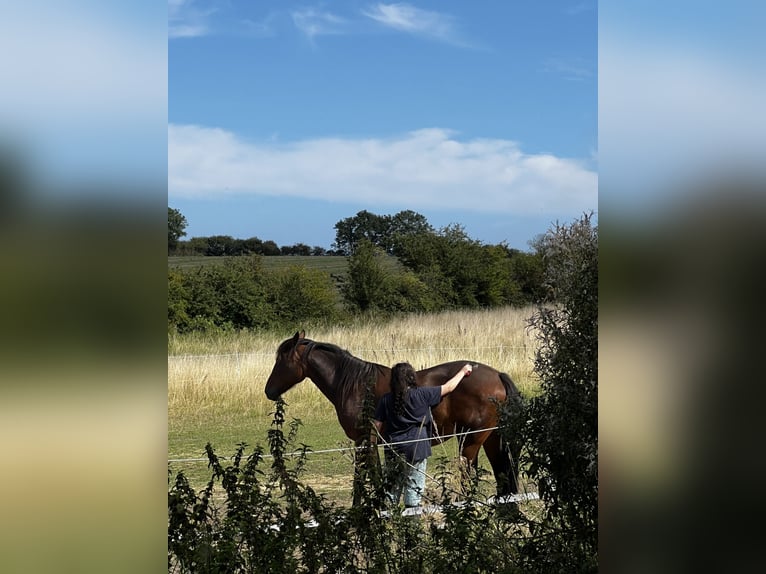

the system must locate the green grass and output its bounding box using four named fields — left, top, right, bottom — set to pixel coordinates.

left=168, top=404, right=356, bottom=504
left=168, top=405, right=504, bottom=507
